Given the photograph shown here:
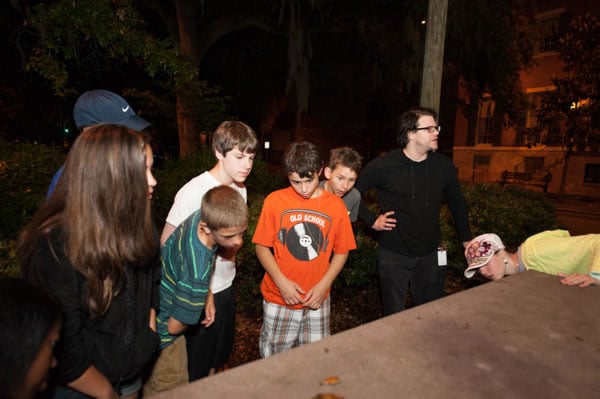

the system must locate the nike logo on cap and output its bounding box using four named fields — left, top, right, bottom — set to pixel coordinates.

left=122, top=106, right=130, bottom=112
